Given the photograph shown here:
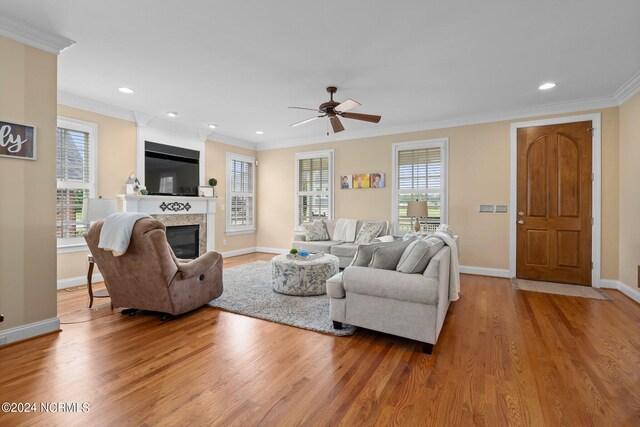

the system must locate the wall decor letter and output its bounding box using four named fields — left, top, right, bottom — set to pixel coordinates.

left=0, top=120, right=36, bottom=160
